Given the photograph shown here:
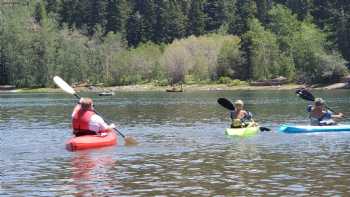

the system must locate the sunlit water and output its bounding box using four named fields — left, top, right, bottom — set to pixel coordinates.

left=1, top=90, right=350, bottom=196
